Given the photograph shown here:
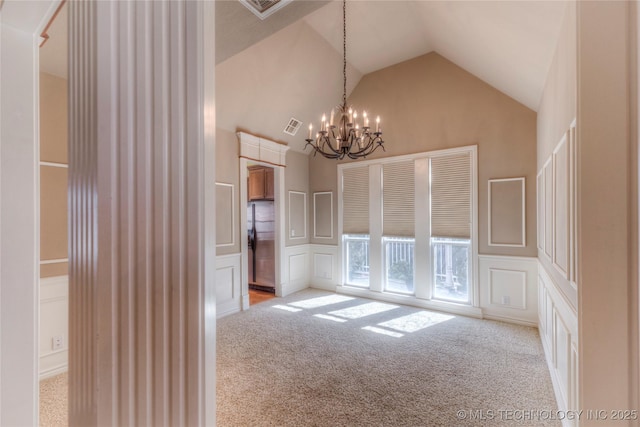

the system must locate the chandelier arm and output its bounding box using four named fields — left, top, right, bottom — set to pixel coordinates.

left=303, top=0, right=385, bottom=161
